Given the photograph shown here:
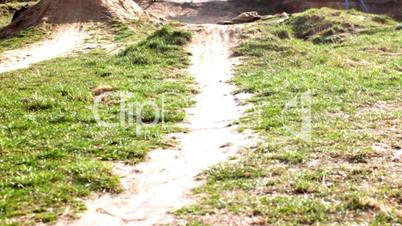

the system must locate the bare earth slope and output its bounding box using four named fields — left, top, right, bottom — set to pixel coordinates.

left=58, top=0, right=401, bottom=225
left=0, top=0, right=143, bottom=73
left=0, top=0, right=142, bottom=38
left=1, top=0, right=399, bottom=224
left=0, top=24, right=85, bottom=73
left=58, top=24, right=254, bottom=226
